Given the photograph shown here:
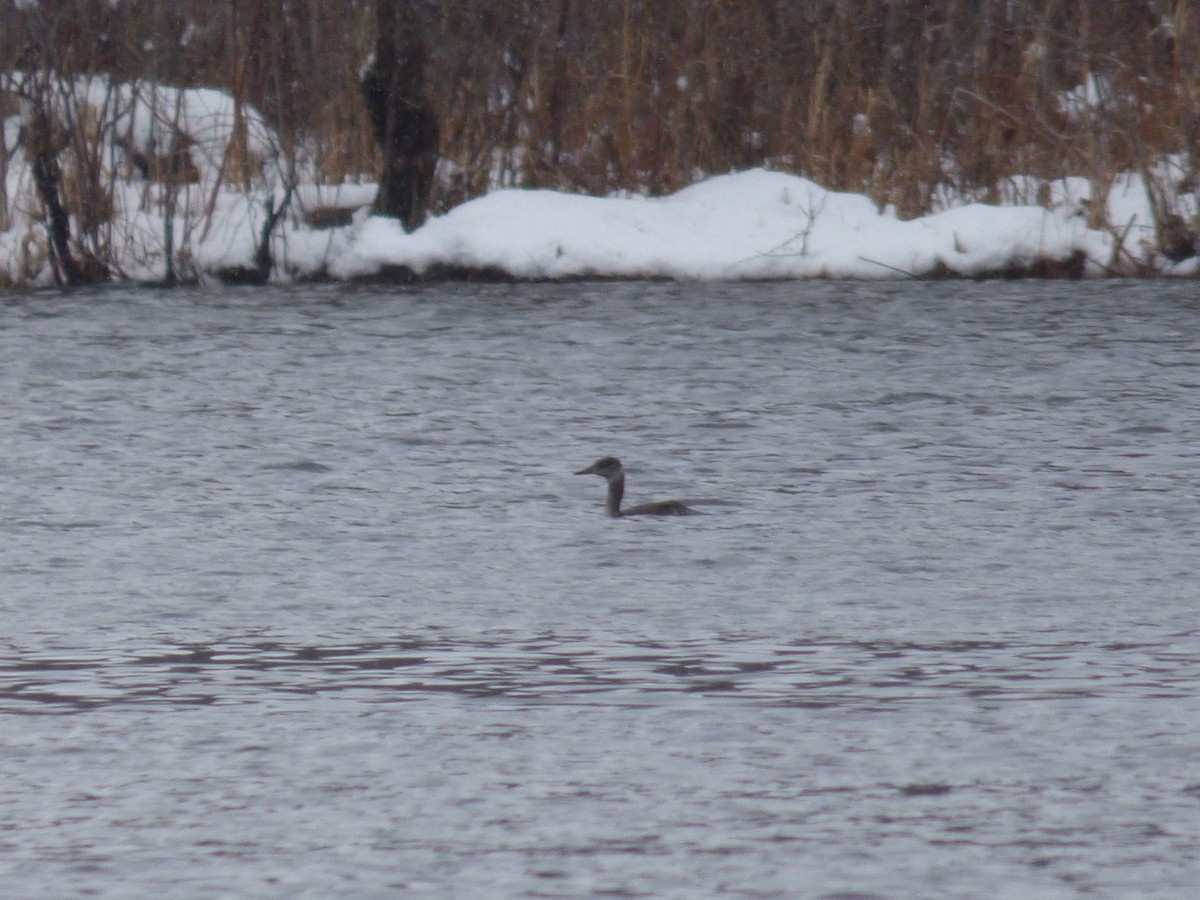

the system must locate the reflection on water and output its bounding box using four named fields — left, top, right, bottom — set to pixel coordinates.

left=2, top=280, right=1200, bottom=897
